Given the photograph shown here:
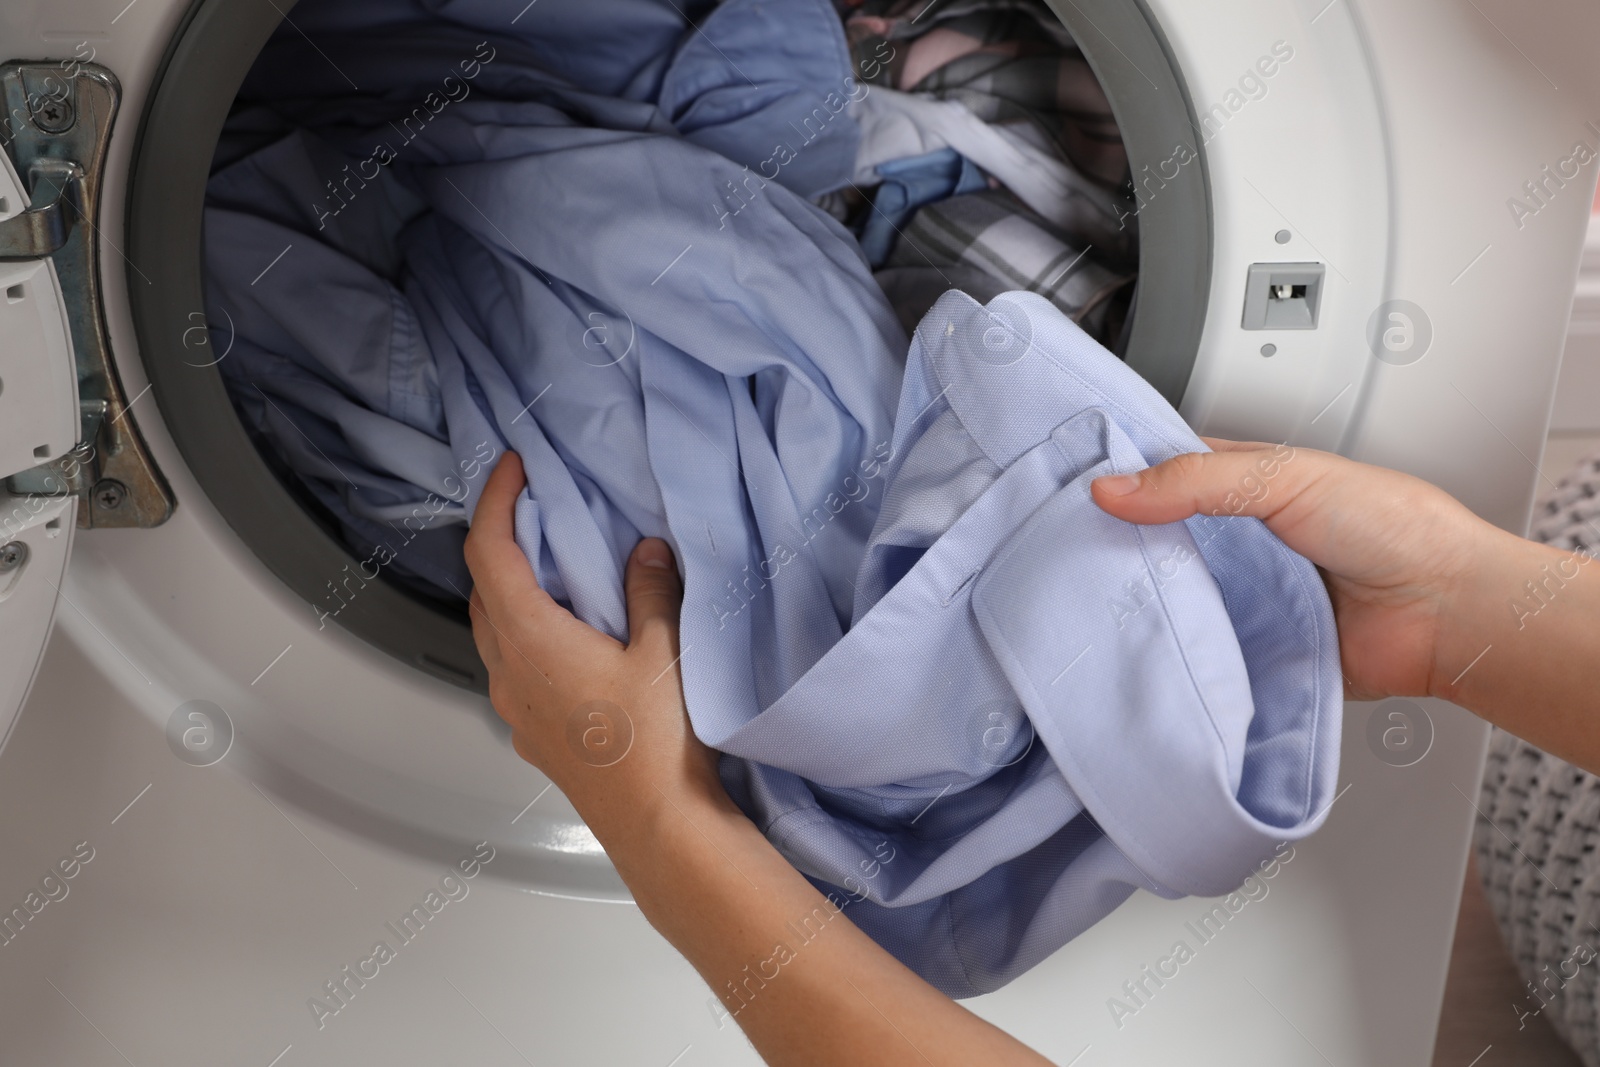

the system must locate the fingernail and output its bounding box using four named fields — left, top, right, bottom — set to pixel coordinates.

left=1094, top=474, right=1142, bottom=497
left=637, top=538, right=672, bottom=569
